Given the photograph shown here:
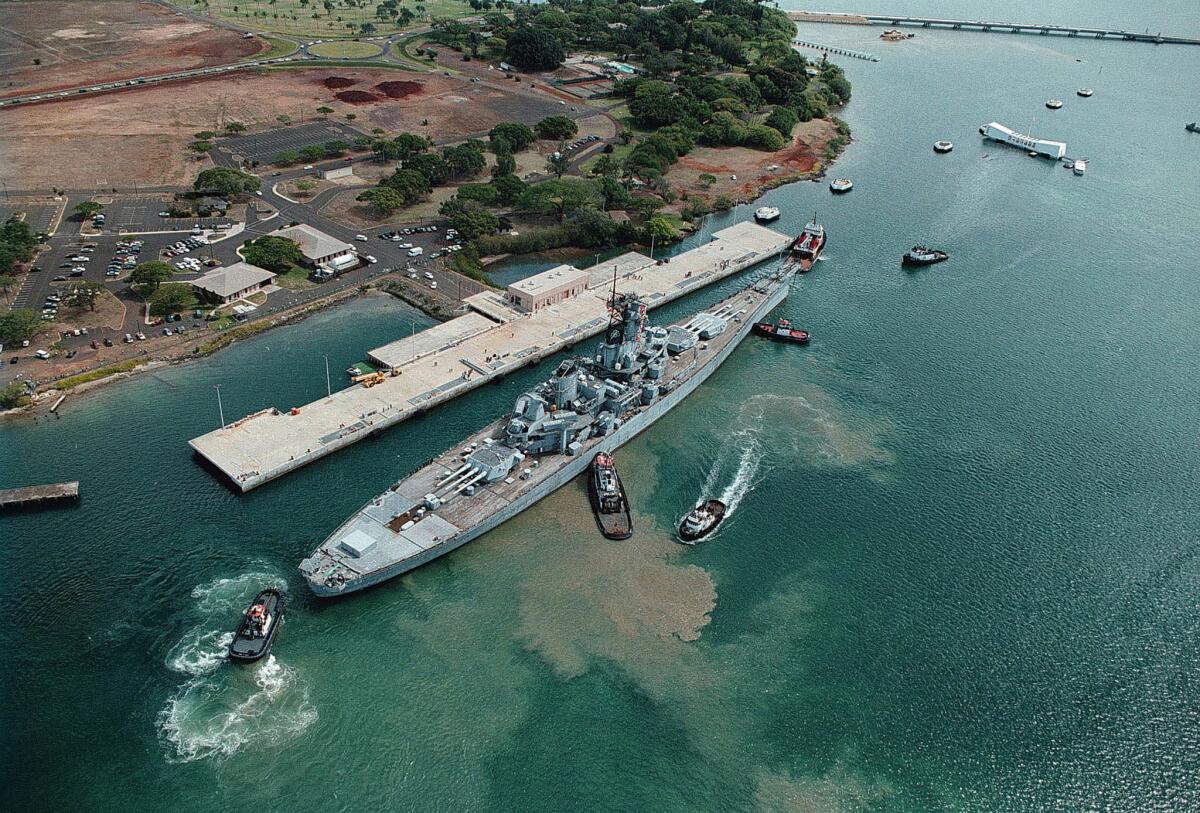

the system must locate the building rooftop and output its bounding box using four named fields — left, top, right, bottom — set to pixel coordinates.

left=508, top=264, right=591, bottom=297
left=192, top=262, right=275, bottom=298
left=273, top=224, right=355, bottom=261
